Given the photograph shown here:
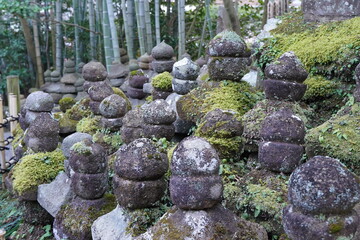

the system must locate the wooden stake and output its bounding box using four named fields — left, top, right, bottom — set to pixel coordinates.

left=6, top=75, right=20, bottom=111
left=9, top=94, right=18, bottom=134
left=0, top=97, right=6, bottom=188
